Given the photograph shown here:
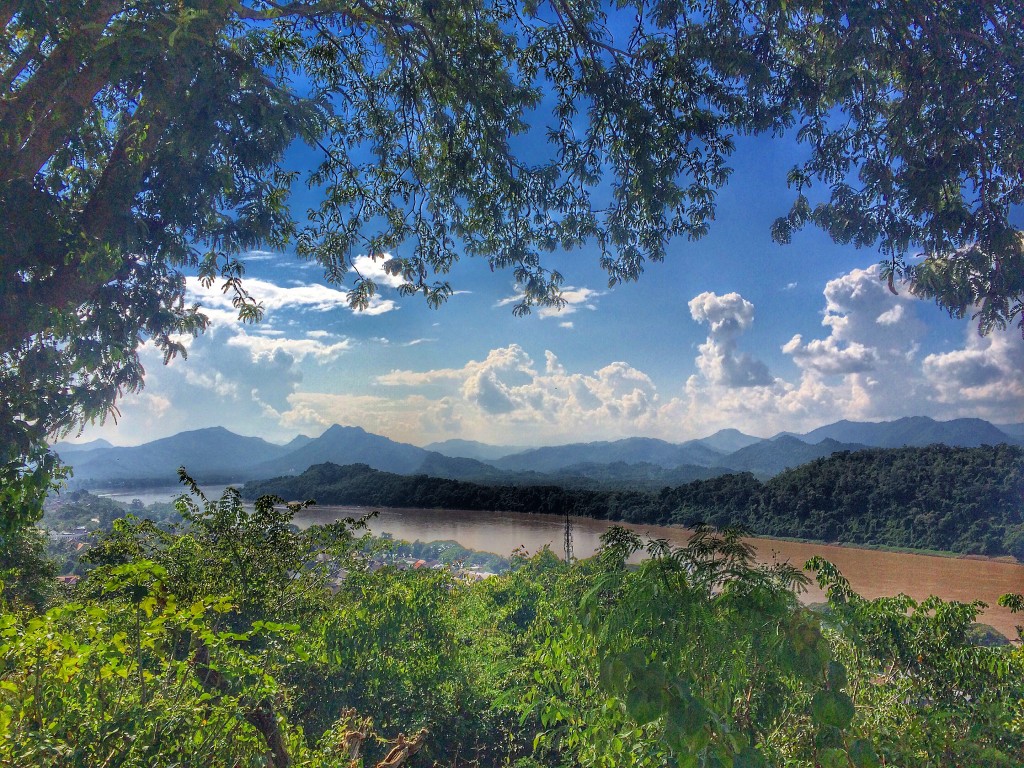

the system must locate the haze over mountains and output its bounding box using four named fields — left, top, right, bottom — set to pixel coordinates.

left=55, top=416, right=1024, bottom=490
